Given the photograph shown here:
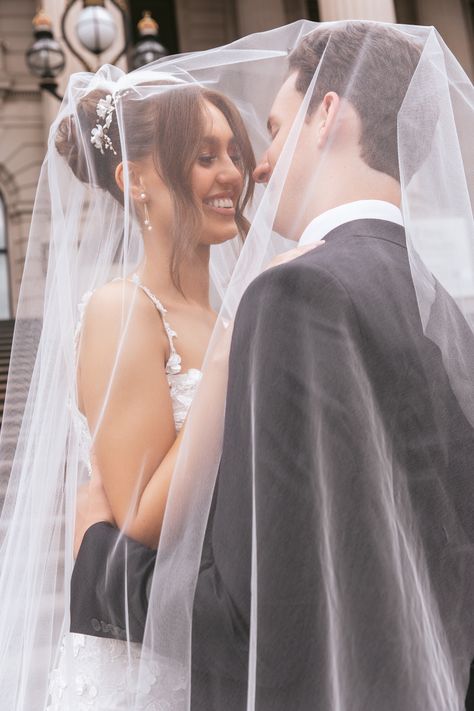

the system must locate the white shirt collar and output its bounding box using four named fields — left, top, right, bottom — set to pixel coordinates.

left=298, top=200, right=404, bottom=247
